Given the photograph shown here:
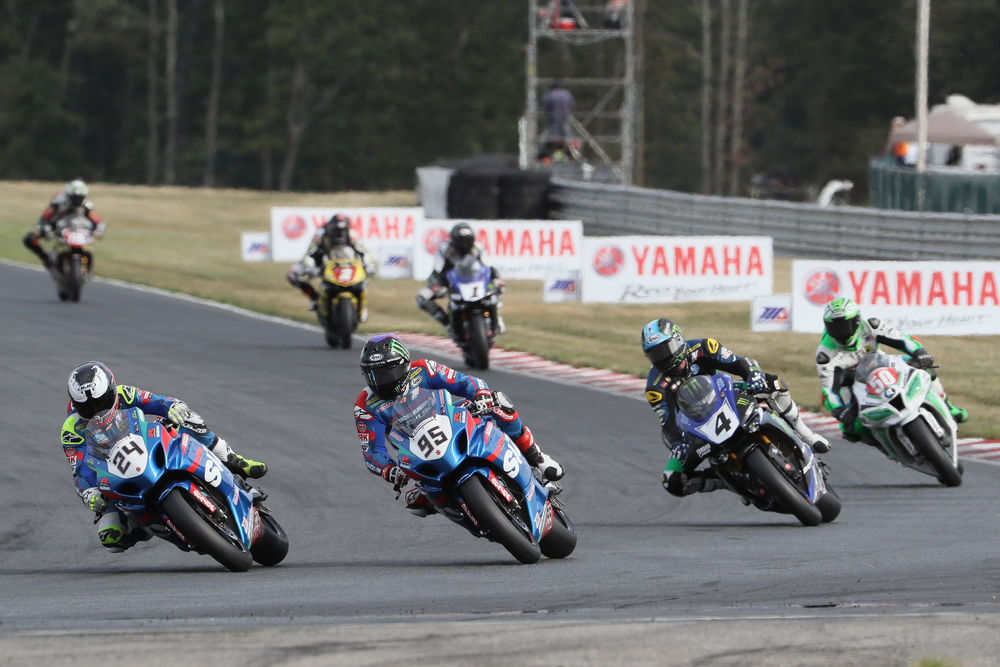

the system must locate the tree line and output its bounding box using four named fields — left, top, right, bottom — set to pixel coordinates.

left=1, top=1, right=997, bottom=201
